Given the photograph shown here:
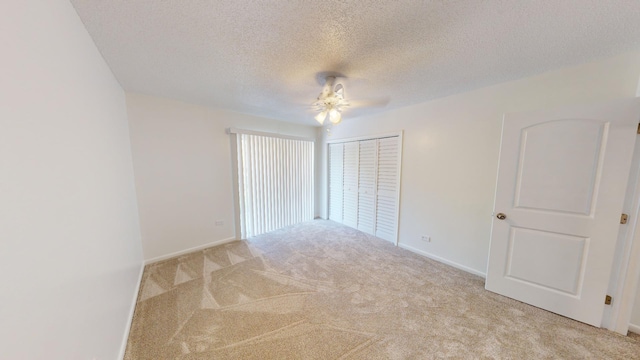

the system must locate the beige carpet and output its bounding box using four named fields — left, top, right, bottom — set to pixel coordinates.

left=125, top=220, right=640, bottom=359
